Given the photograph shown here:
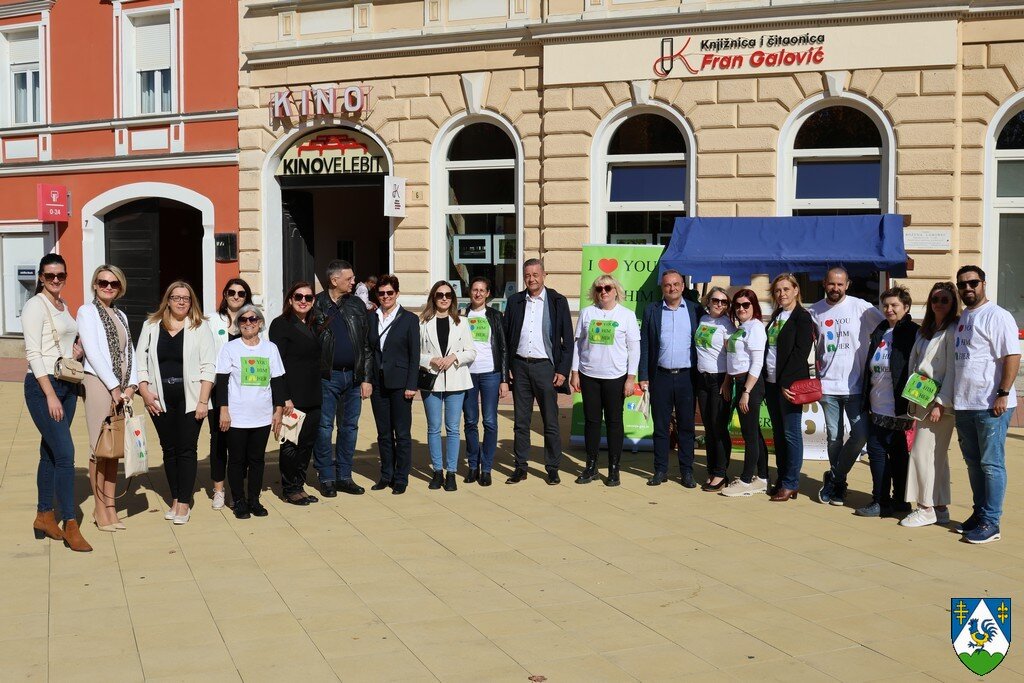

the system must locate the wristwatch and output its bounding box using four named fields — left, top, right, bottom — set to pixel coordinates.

left=996, top=389, right=1011, bottom=398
